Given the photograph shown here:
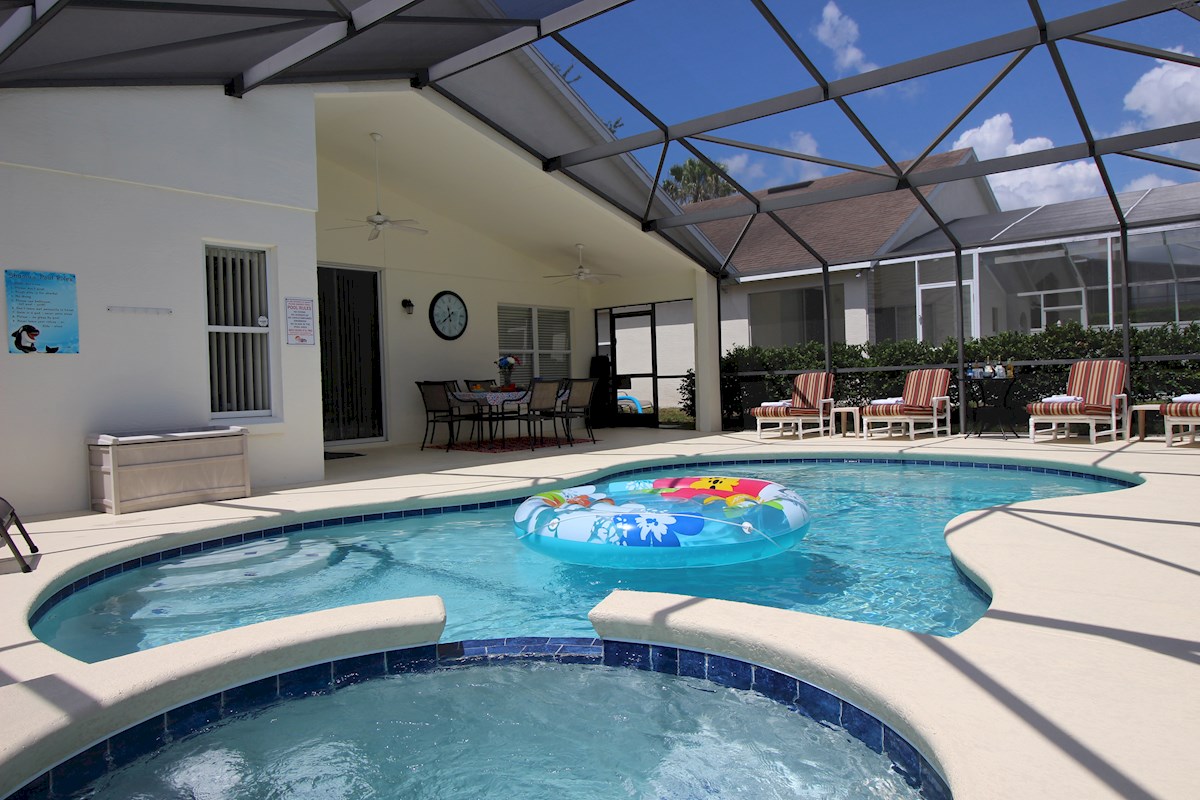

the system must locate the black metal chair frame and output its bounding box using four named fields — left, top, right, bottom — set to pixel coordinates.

left=416, top=381, right=482, bottom=451
left=514, top=379, right=563, bottom=449
left=1, top=496, right=39, bottom=573
left=554, top=377, right=597, bottom=444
